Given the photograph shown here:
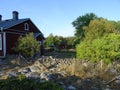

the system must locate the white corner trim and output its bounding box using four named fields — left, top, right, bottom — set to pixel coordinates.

left=3, top=32, right=6, bottom=57
left=0, top=34, right=2, bottom=50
